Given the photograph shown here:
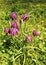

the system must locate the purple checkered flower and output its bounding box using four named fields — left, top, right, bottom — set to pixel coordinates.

left=20, top=14, right=29, bottom=23
left=10, top=28, right=18, bottom=36
left=26, top=36, right=32, bottom=42
left=4, top=28, right=9, bottom=34
left=11, top=22, right=19, bottom=29
left=11, top=12, right=18, bottom=20
left=33, top=30, right=39, bottom=36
